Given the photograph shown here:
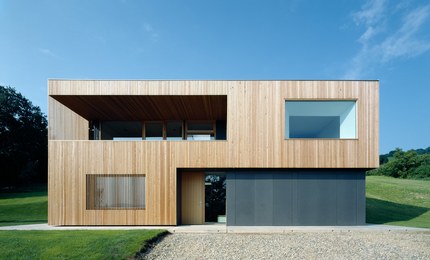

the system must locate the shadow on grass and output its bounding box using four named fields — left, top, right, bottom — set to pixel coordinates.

left=0, top=191, right=47, bottom=200
left=366, top=197, right=429, bottom=224
left=0, top=184, right=47, bottom=199
left=0, top=220, right=47, bottom=226
left=135, top=231, right=170, bottom=258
